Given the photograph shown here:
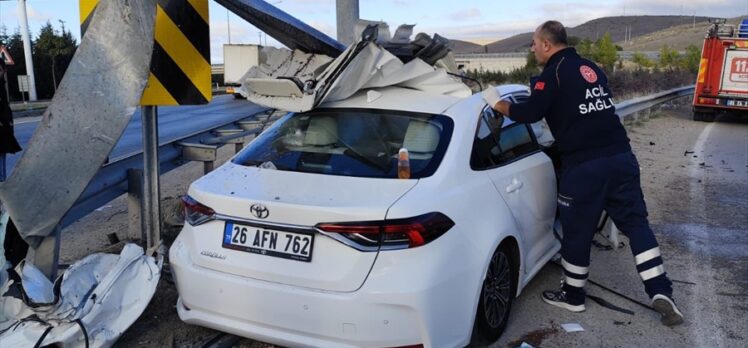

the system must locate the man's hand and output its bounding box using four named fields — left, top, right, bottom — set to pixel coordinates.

left=481, top=86, right=501, bottom=110
left=481, top=86, right=512, bottom=117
